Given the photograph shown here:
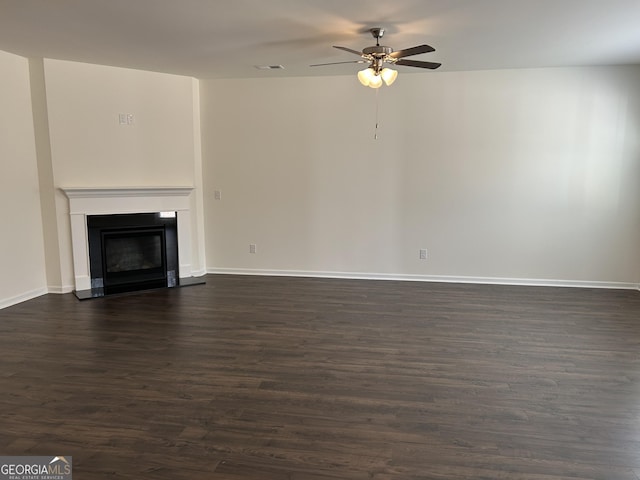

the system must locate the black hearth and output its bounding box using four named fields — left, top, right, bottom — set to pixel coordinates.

left=86, top=213, right=178, bottom=296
